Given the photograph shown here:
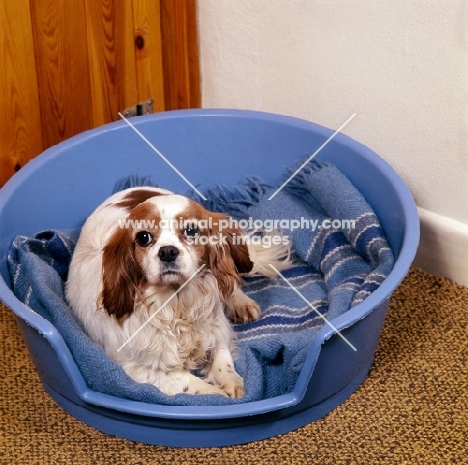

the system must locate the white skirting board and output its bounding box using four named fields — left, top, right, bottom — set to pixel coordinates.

left=412, top=207, right=468, bottom=287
